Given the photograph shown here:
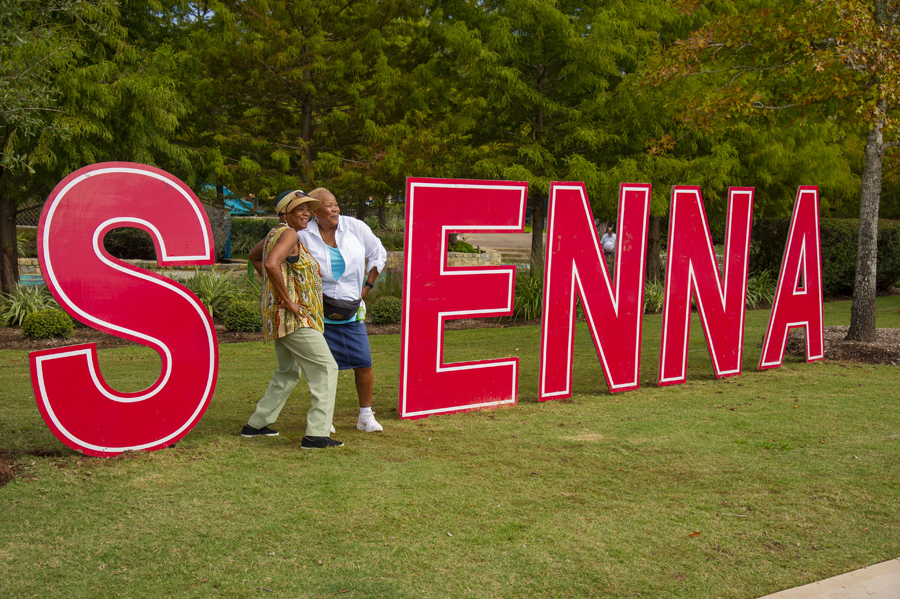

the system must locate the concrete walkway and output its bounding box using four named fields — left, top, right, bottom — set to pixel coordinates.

left=757, top=558, right=900, bottom=598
